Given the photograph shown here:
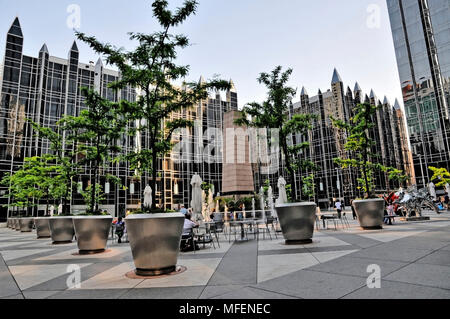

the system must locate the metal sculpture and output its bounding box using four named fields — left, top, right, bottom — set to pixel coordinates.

left=393, top=186, right=438, bottom=217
